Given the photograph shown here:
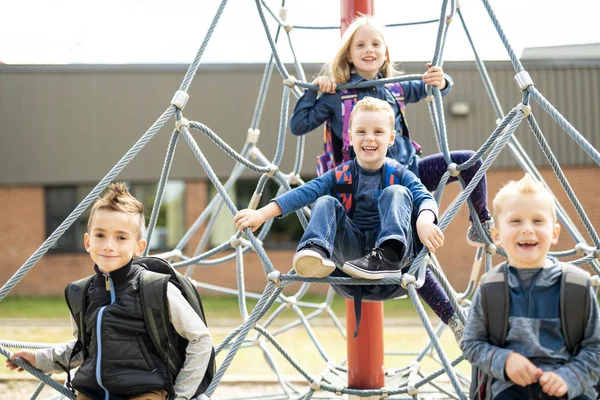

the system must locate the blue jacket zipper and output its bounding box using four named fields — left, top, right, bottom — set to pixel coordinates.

left=96, top=274, right=116, bottom=400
